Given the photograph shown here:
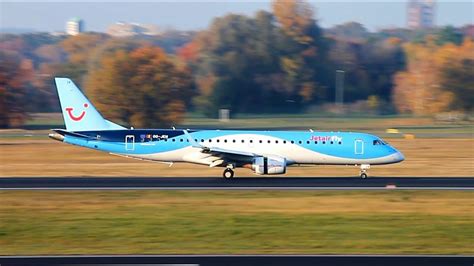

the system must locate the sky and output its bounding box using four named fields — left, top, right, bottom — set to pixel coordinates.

left=0, top=1, right=473, bottom=33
